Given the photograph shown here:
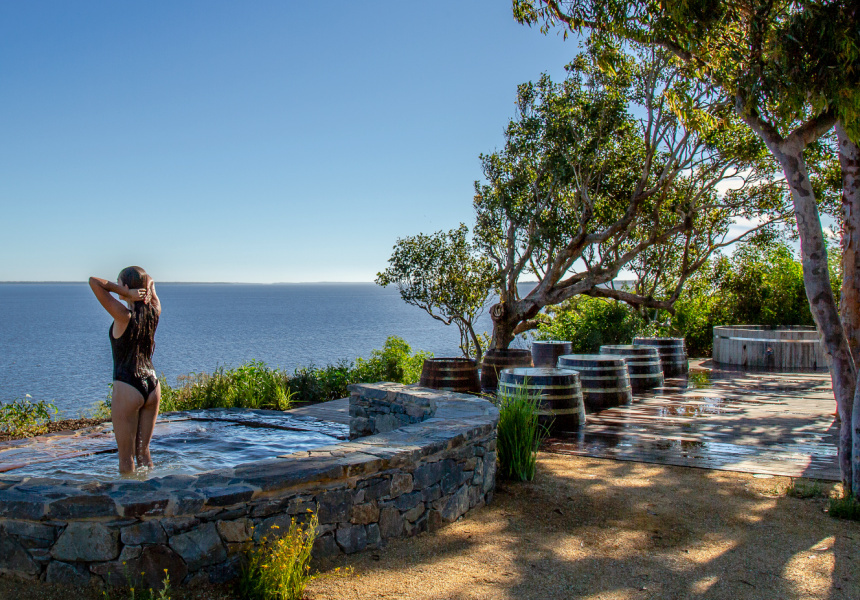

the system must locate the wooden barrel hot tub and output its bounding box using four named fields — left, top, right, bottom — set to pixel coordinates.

left=633, top=337, right=689, bottom=377
left=531, top=340, right=573, bottom=368
left=599, top=345, right=664, bottom=392
left=712, top=325, right=829, bottom=370
left=480, top=349, right=533, bottom=393
left=419, top=357, right=481, bottom=393
left=497, top=367, right=586, bottom=431
left=556, top=354, right=632, bottom=411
